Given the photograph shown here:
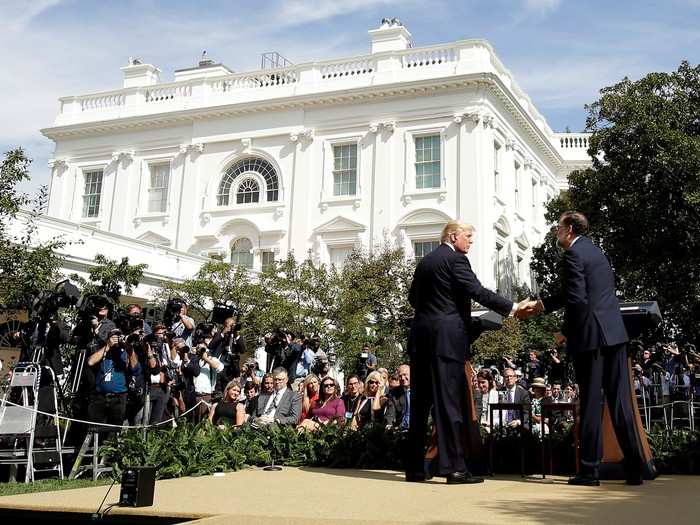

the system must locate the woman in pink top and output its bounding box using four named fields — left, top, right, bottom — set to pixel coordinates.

left=297, top=377, right=345, bottom=432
